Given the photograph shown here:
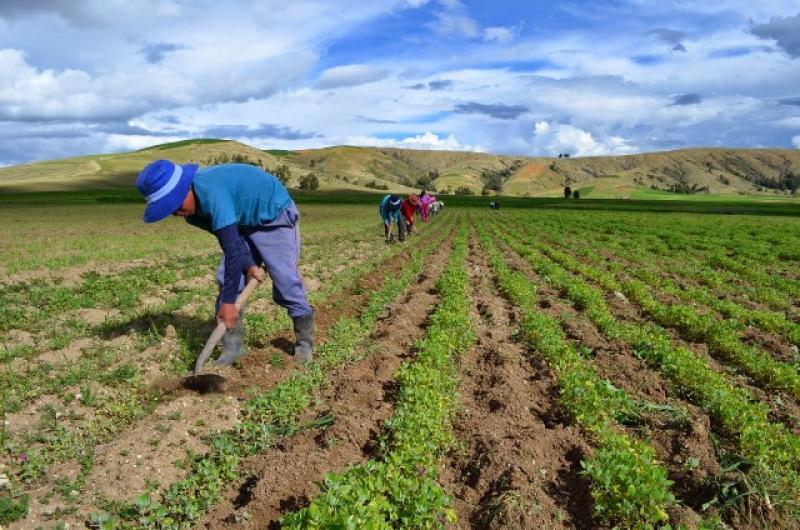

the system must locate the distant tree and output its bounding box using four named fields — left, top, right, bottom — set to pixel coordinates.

left=564, top=186, right=572, bottom=198
left=271, top=164, right=291, bottom=184
left=206, top=152, right=264, bottom=168
left=417, top=169, right=438, bottom=188
left=454, top=186, right=474, bottom=196
left=572, top=189, right=580, bottom=199
left=481, top=186, right=490, bottom=196
left=299, top=173, right=319, bottom=191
